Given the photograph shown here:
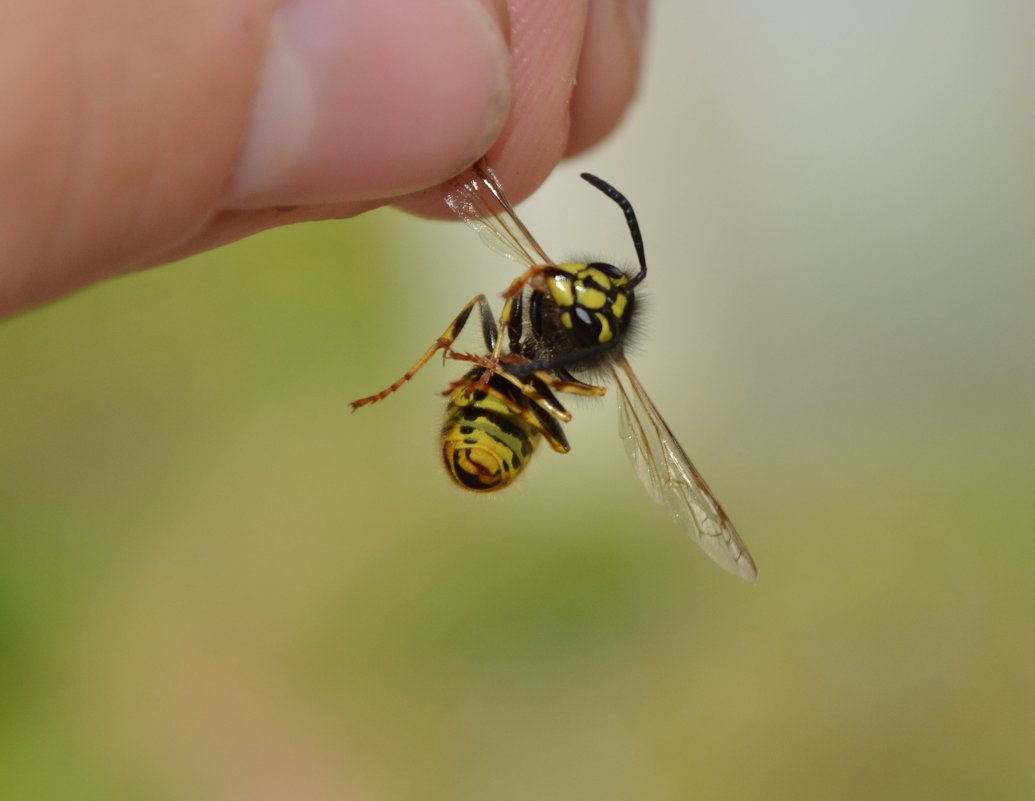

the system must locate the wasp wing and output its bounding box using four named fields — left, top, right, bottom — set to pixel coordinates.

left=611, top=356, right=758, bottom=583
left=443, top=159, right=555, bottom=268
